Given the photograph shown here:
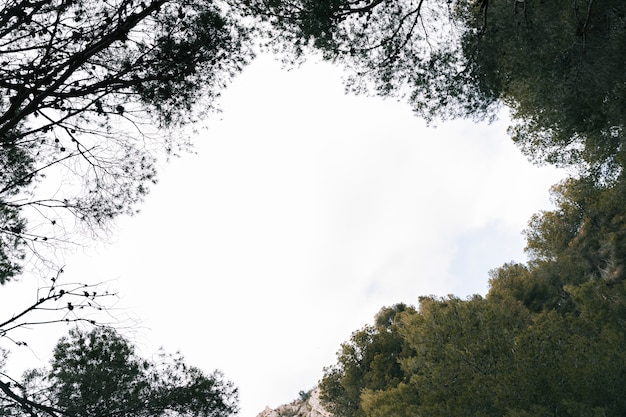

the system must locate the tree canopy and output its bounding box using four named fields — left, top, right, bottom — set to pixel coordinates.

left=320, top=172, right=626, bottom=417
left=1, top=327, right=239, bottom=417
left=238, top=0, right=626, bottom=177
left=2, top=0, right=624, bottom=278
left=2, top=0, right=626, bottom=416
left=0, top=0, right=253, bottom=281
left=319, top=303, right=417, bottom=417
